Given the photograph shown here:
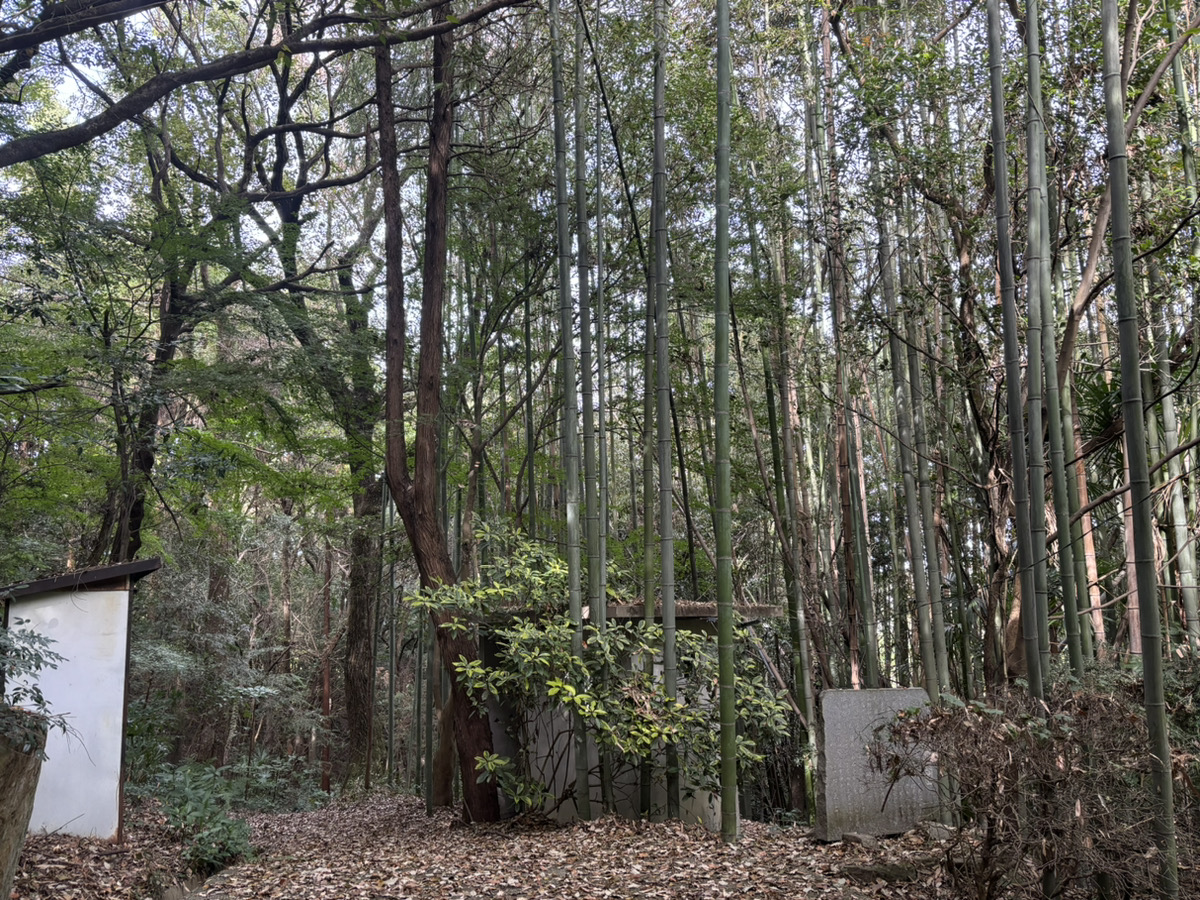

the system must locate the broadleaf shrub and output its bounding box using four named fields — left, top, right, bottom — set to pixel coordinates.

left=151, top=763, right=253, bottom=876
left=413, top=525, right=789, bottom=816
left=1, top=618, right=67, bottom=757
left=226, top=750, right=327, bottom=812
